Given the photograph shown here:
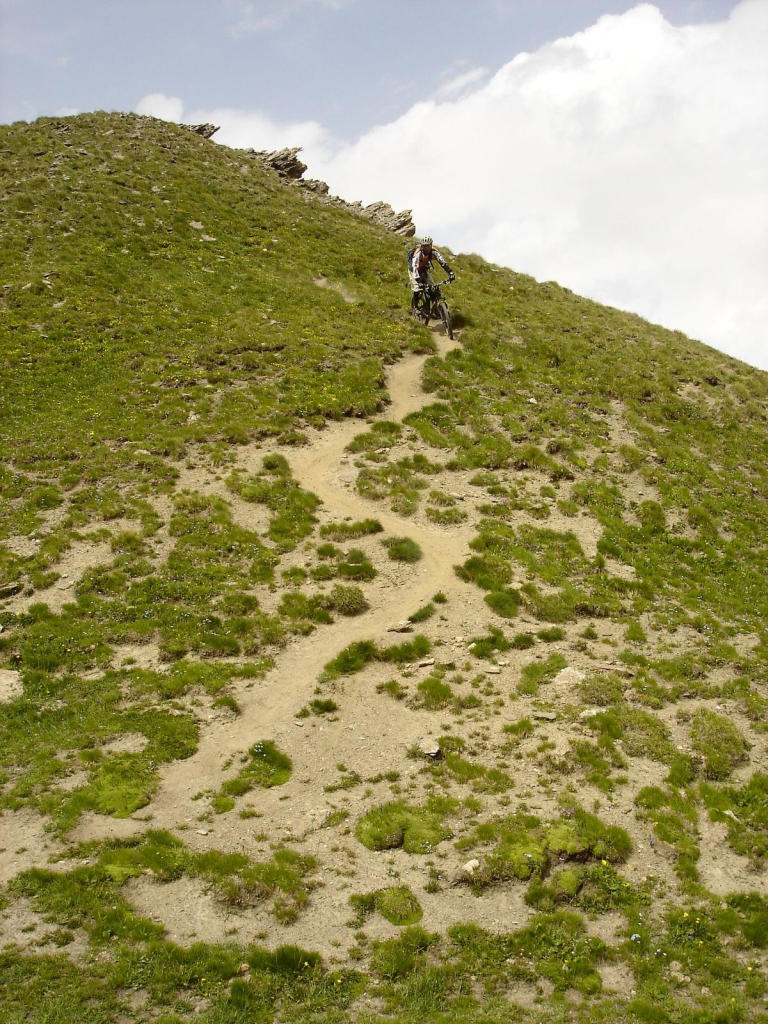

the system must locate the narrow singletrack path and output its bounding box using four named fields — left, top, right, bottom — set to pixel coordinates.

left=73, top=334, right=478, bottom=842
